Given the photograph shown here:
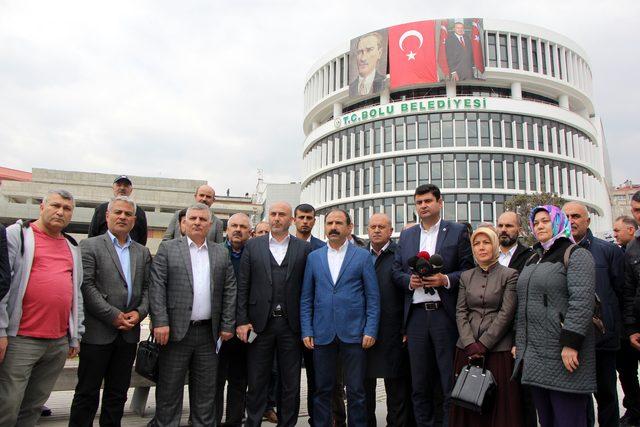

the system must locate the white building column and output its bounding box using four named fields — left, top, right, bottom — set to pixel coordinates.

left=380, top=87, right=390, bottom=104
left=446, top=81, right=456, bottom=97
left=333, top=102, right=343, bottom=118
left=558, top=94, right=569, bottom=110
left=511, top=82, right=522, bottom=100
